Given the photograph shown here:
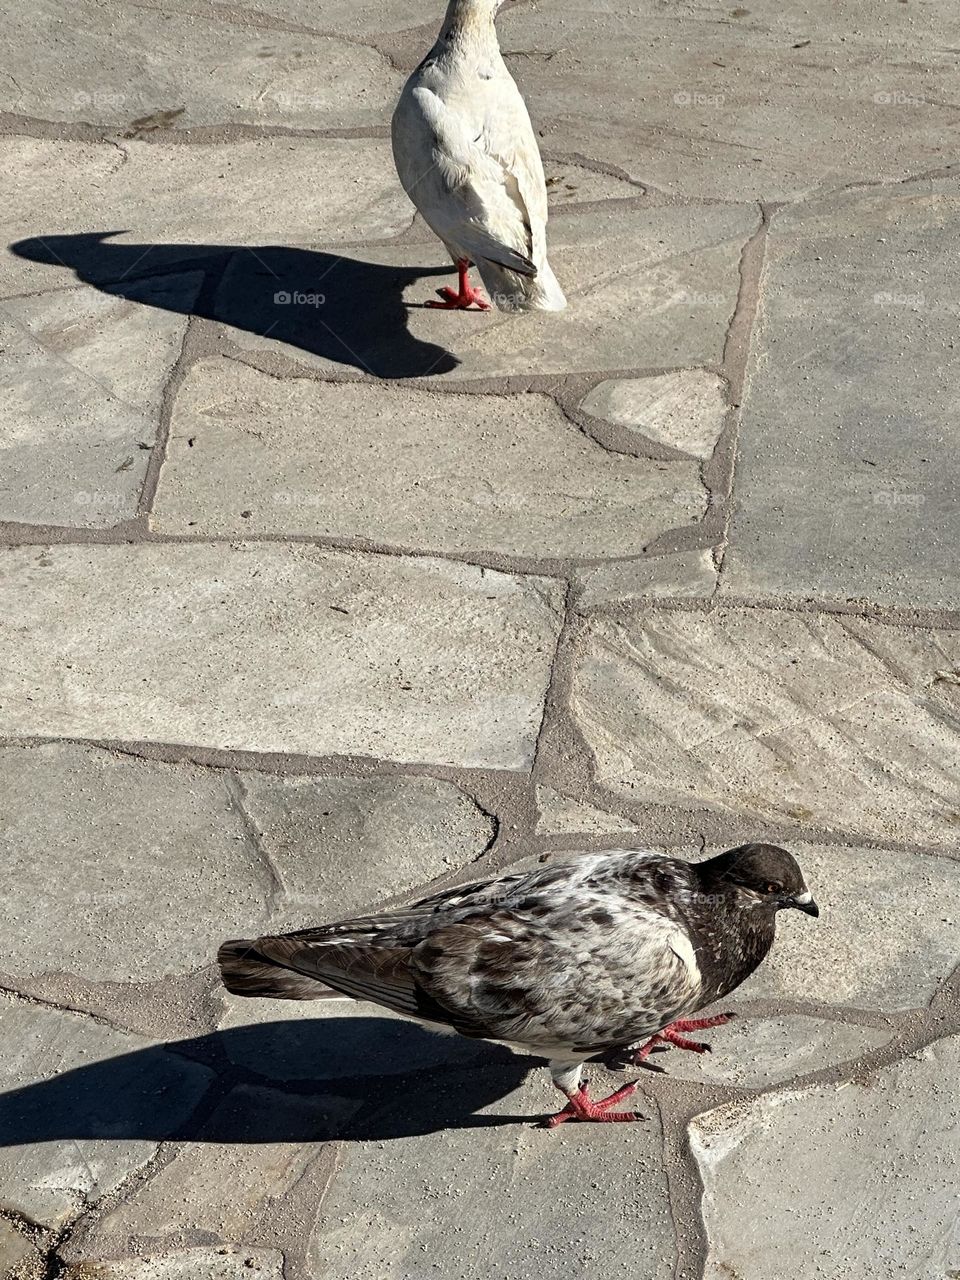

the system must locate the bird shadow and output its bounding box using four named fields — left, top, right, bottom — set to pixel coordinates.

left=8, top=231, right=460, bottom=379
left=0, top=1017, right=537, bottom=1148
